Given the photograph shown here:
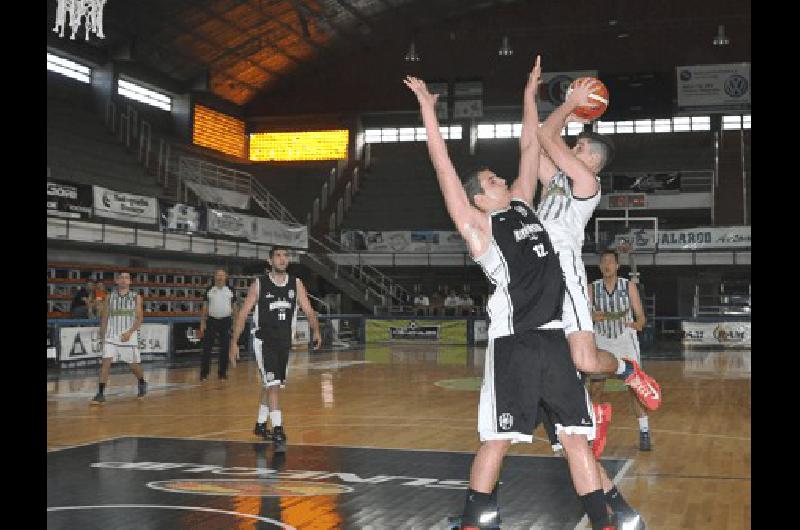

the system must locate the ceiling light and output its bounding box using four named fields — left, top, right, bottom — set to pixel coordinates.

left=498, top=35, right=514, bottom=56
left=713, top=25, right=730, bottom=46
left=404, top=41, right=421, bottom=62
